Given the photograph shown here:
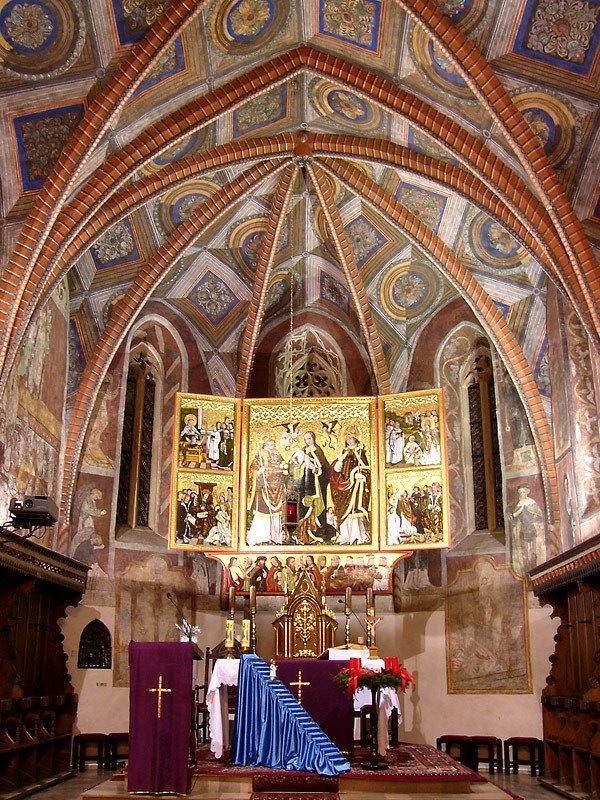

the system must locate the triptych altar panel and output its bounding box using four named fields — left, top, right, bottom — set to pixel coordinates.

left=169, top=390, right=449, bottom=594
